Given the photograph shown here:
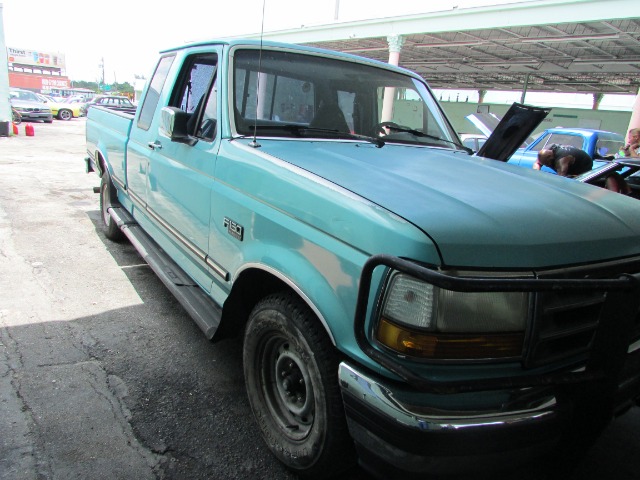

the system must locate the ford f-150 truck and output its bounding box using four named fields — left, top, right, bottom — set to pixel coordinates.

left=85, top=39, right=640, bottom=479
